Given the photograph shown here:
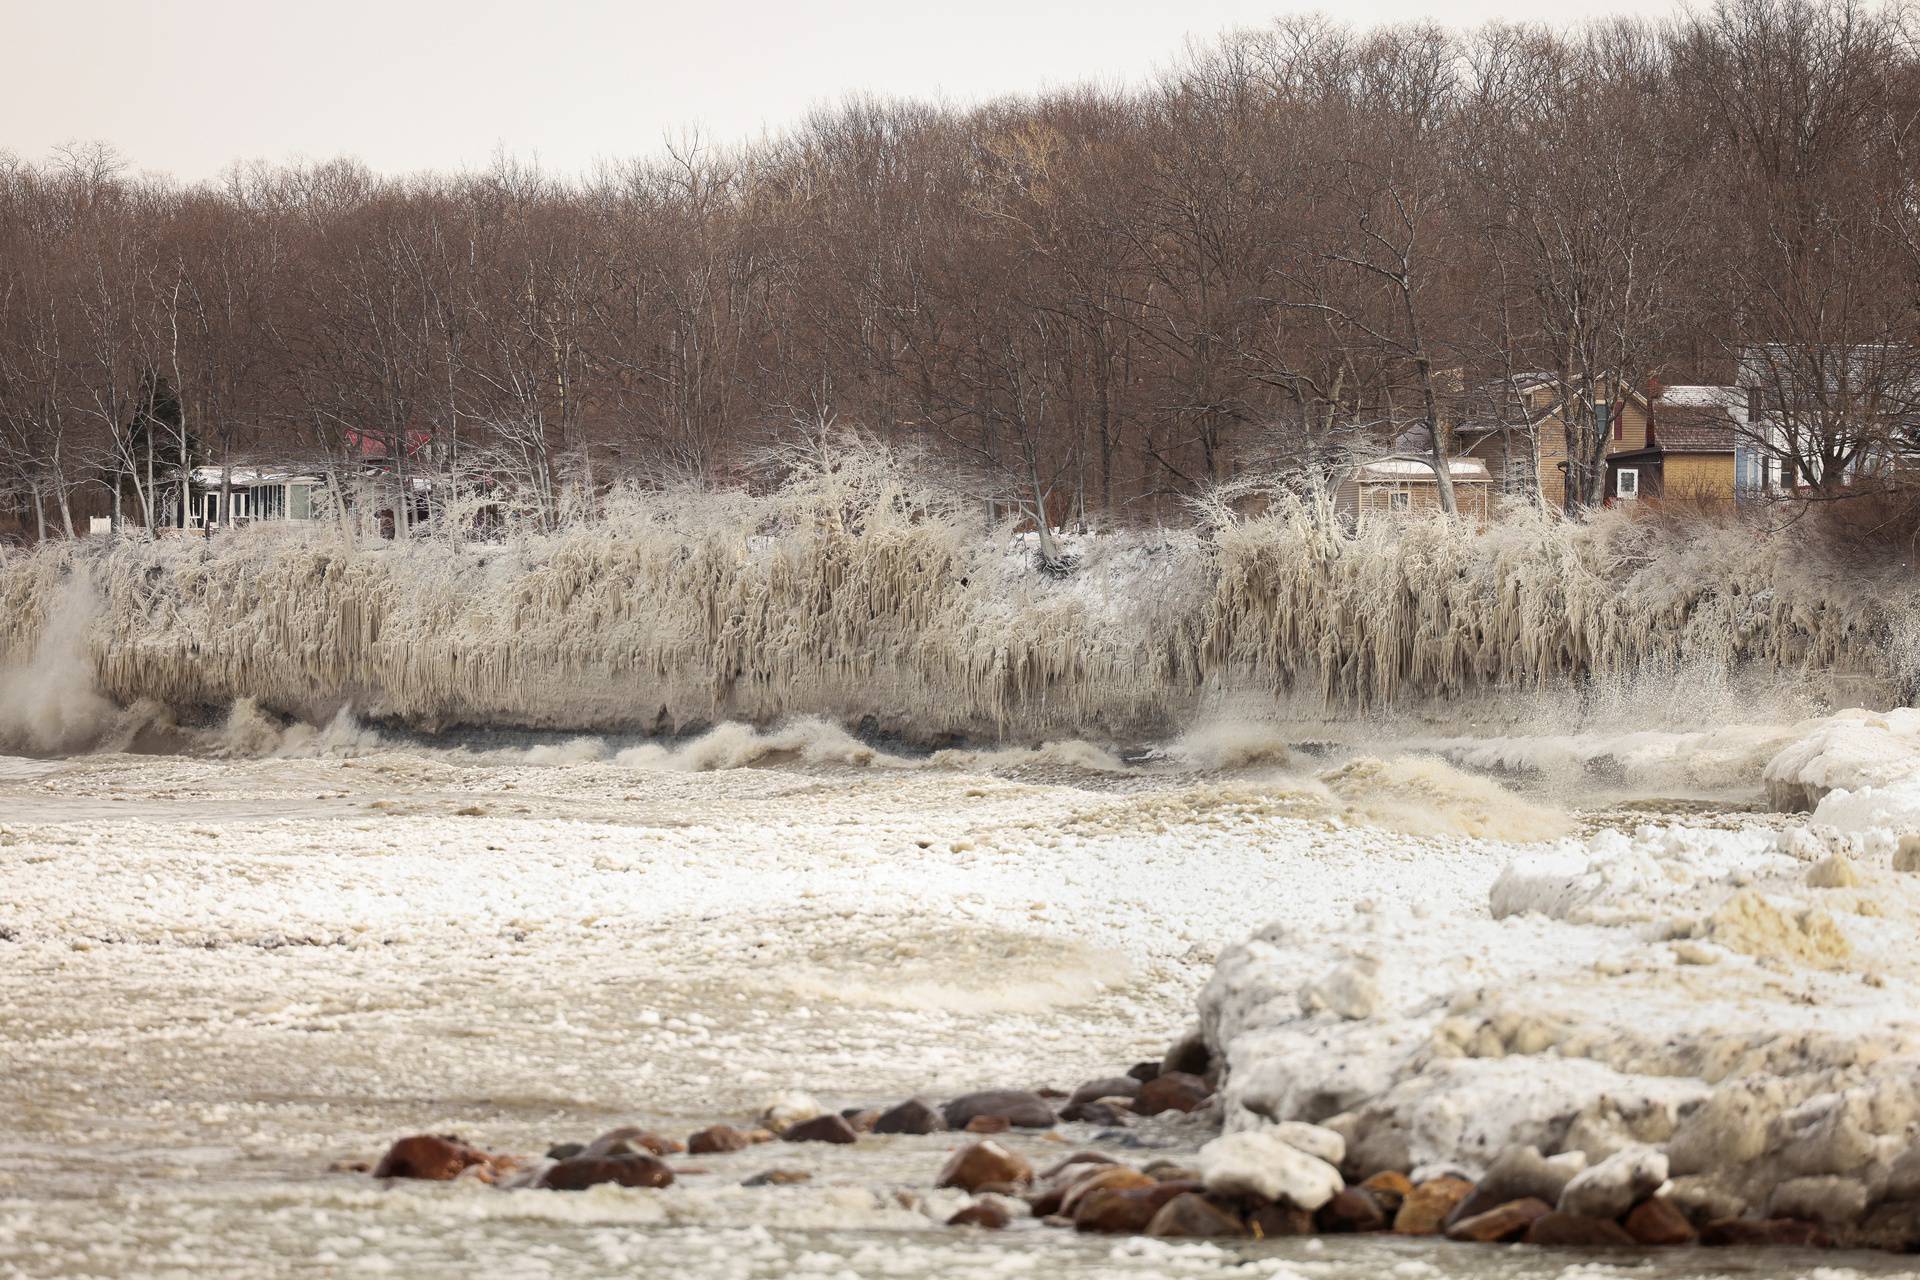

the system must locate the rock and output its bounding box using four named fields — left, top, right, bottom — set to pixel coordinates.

left=758, top=1092, right=823, bottom=1134
left=1059, top=1166, right=1156, bottom=1216
left=1557, top=1147, right=1668, bottom=1219
left=1699, top=1217, right=1829, bottom=1247
left=688, top=1125, right=752, bottom=1155
left=1135, top=1072, right=1211, bottom=1116
left=1360, top=1169, right=1412, bottom=1214
left=1127, top=1061, right=1162, bottom=1082
left=1849, top=1201, right=1920, bottom=1251
left=1069, top=1076, right=1143, bottom=1105
left=1248, top=1202, right=1316, bottom=1237
left=1523, top=1211, right=1637, bottom=1247
left=582, top=1127, right=680, bottom=1157
left=841, top=1108, right=880, bottom=1133
left=1143, top=1161, right=1201, bottom=1182
left=942, top=1090, right=1056, bottom=1130
left=1895, top=834, right=1920, bottom=874
left=1445, top=1197, right=1552, bottom=1243
left=1315, top=1186, right=1388, bottom=1232
left=783, top=1114, right=857, bottom=1144
left=1446, top=1145, right=1582, bottom=1225
left=1264, top=1121, right=1346, bottom=1167
left=1767, top=1175, right=1870, bottom=1226
left=540, top=1154, right=674, bottom=1190
left=1392, top=1176, right=1474, bottom=1235
left=1807, top=852, right=1861, bottom=888
left=937, top=1141, right=1035, bottom=1193
left=873, top=1099, right=945, bottom=1135
left=948, top=1200, right=1012, bottom=1229
left=543, top=1142, right=584, bottom=1161
left=1073, top=1181, right=1200, bottom=1233
left=741, top=1168, right=810, bottom=1187
left=1145, top=1192, right=1248, bottom=1238
left=372, top=1134, right=492, bottom=1181
left=1667, top=1080, right=1782, bottom=1175
left=1623, top=1196, right=1697, bottom=1245
left=966, top=1116, right=1011, bottom=1134
left=1197, top=1128, right=1343, bottom=1210
left=1039, top=1152, right=1118, bottom=1181
left=1060, top=1101, right=1130, bottom=1125
left=1160, top=1030, right=1211, bottom=1079
left=1664, top=1175, right=1749, bottom=1226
